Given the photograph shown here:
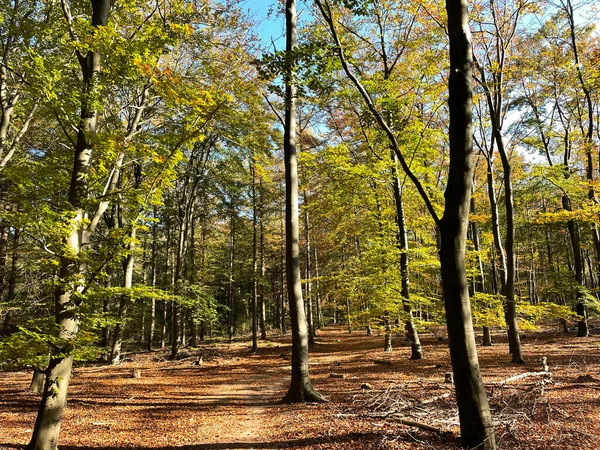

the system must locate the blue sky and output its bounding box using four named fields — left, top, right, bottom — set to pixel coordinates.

left=242, top=0, right=314, bottom=51
left=242, top=0, right=285, bottom=51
